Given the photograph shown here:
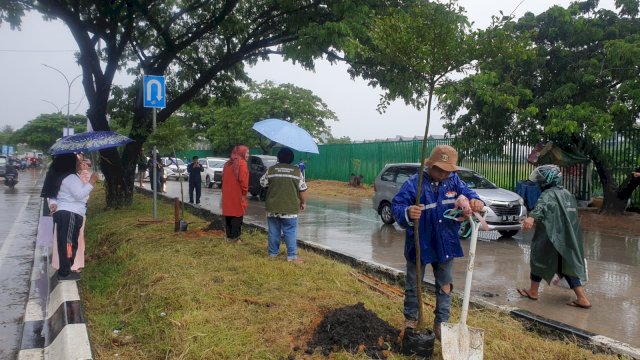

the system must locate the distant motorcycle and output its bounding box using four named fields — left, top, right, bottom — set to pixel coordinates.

left=4, top=162, right=19, bottom=189
left=4, top=174, right=18, bottom=188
